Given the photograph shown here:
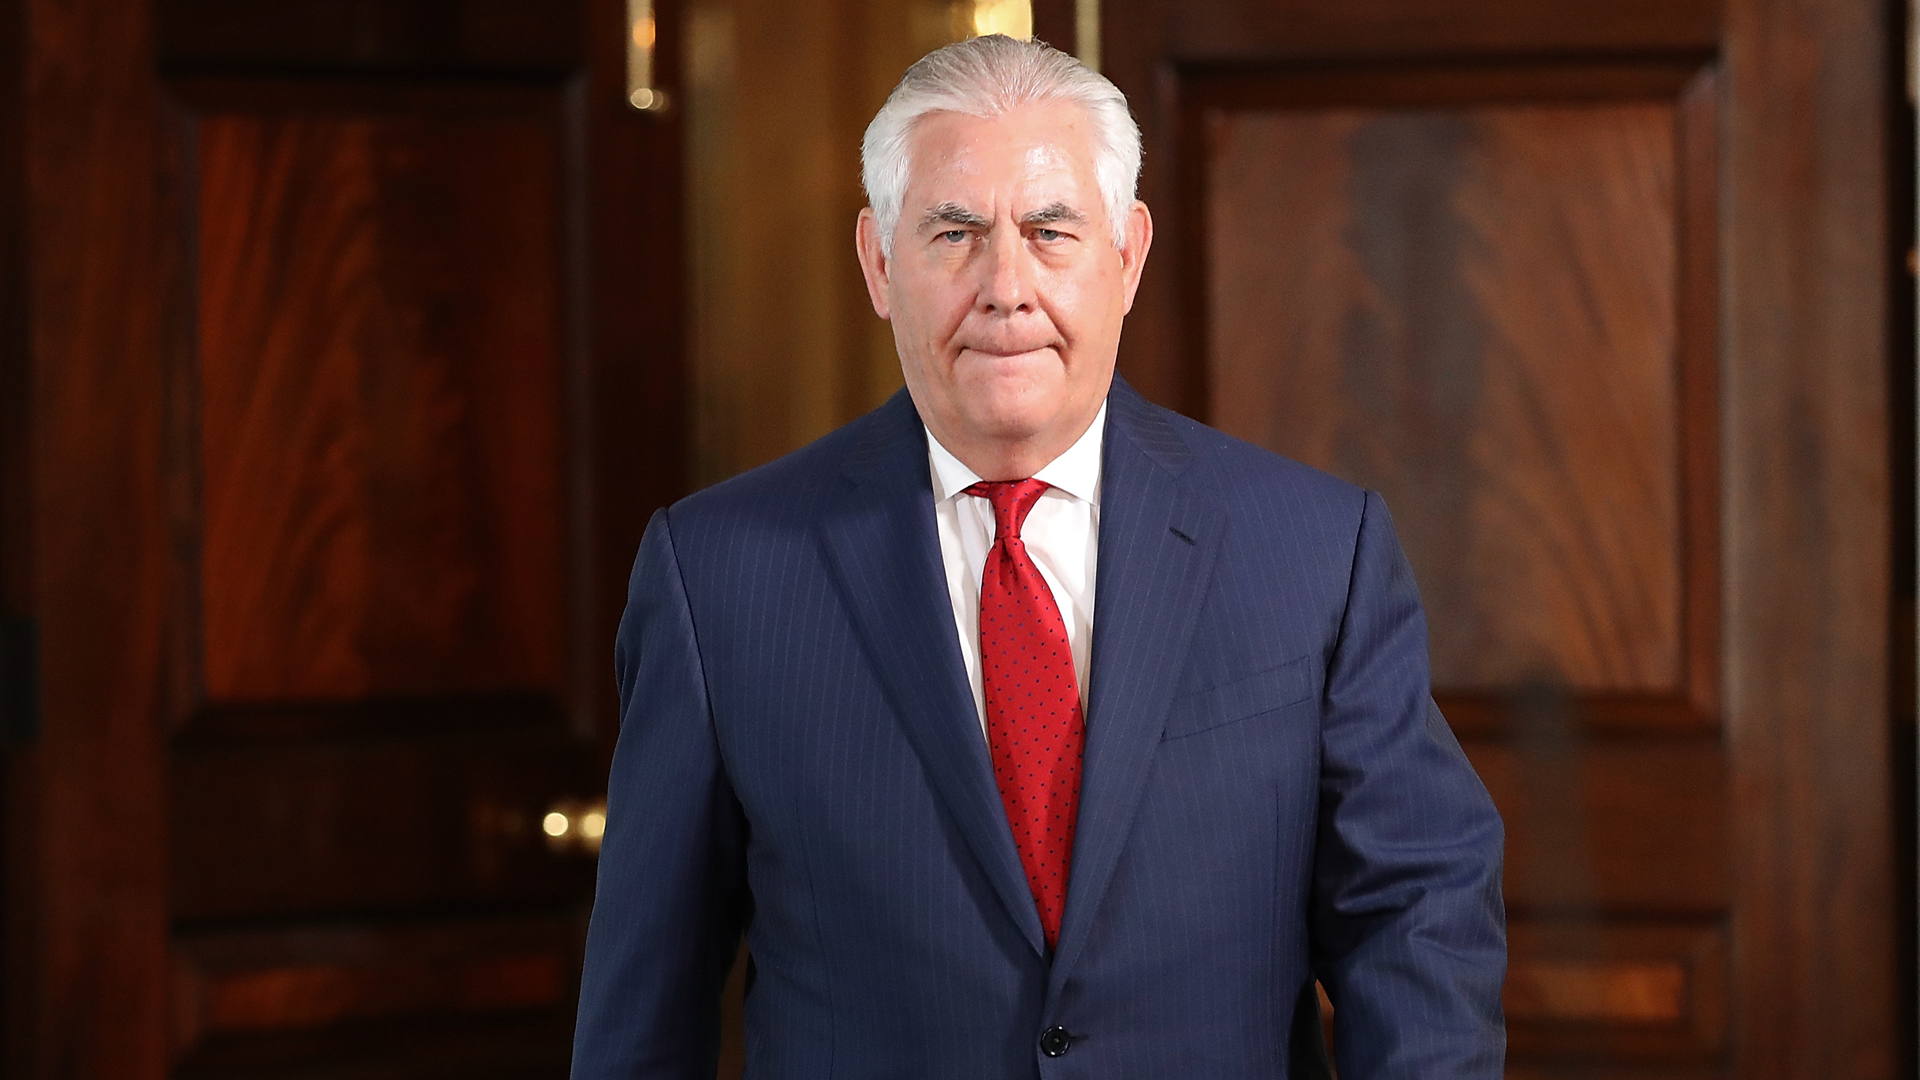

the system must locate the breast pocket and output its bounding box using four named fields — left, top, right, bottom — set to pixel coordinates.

left=1162, top=653, right=1317, bottom=740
